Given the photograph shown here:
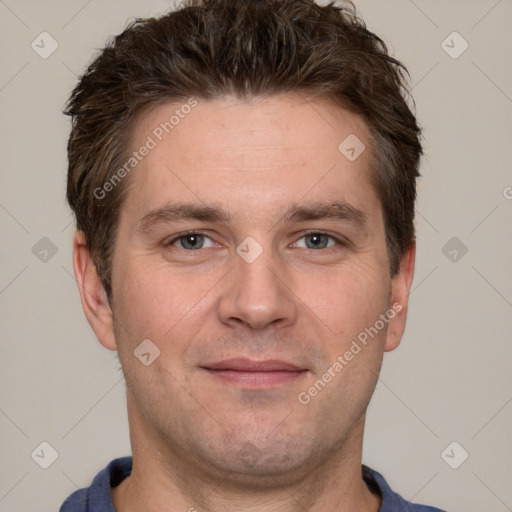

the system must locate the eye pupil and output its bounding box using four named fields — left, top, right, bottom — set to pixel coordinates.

left=174, top=233, right=334, bottom=251
left=306, top=233, right=328, bottom=249
left=181, top=234, right=204, bottom=250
